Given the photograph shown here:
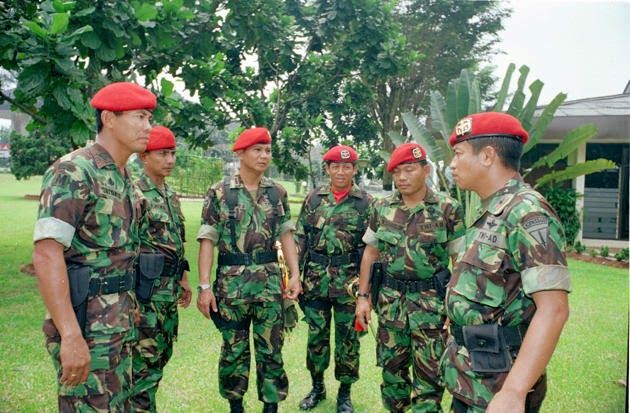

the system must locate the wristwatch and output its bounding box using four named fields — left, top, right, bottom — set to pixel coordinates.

left=356, top=292, right=369, bottom=299
left=197, top=284, right=211, bottom=293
